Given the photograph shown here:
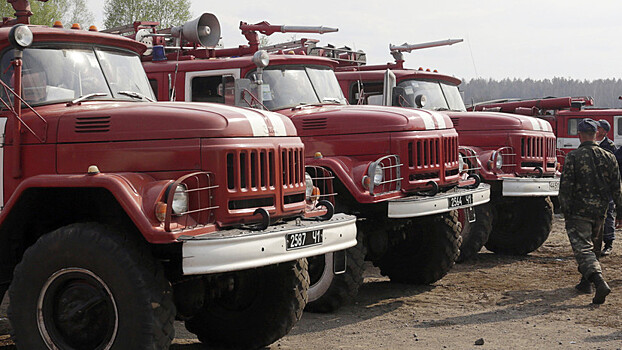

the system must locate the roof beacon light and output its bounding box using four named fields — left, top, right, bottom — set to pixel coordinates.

left=53, top=21, right=63, bottom=28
